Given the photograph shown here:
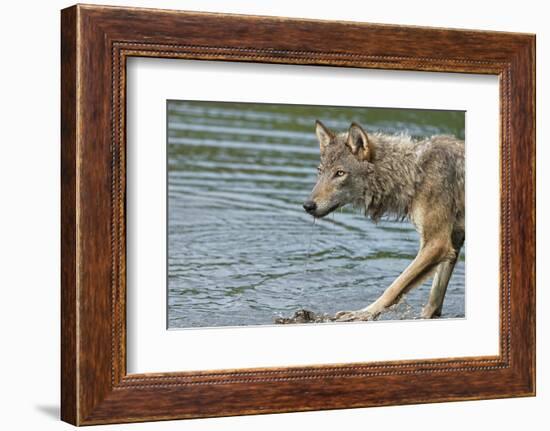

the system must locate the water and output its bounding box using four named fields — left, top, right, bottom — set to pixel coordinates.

left=167, top=101, right=465, bottom=328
